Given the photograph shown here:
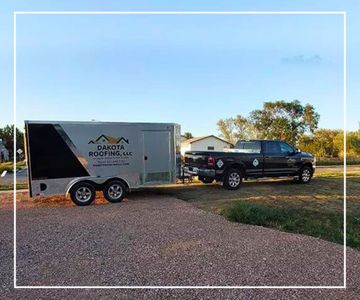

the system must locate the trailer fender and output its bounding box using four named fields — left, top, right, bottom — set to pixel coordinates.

left=65, top=178, right=95, bottom=198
